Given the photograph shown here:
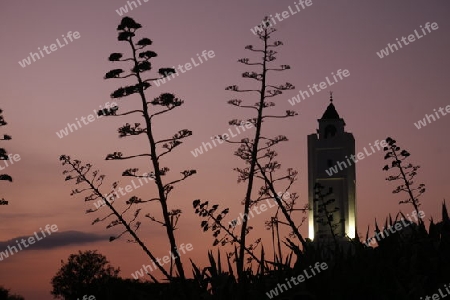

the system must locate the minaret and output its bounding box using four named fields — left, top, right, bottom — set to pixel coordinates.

left=307, top=93, right=356, bottom=241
